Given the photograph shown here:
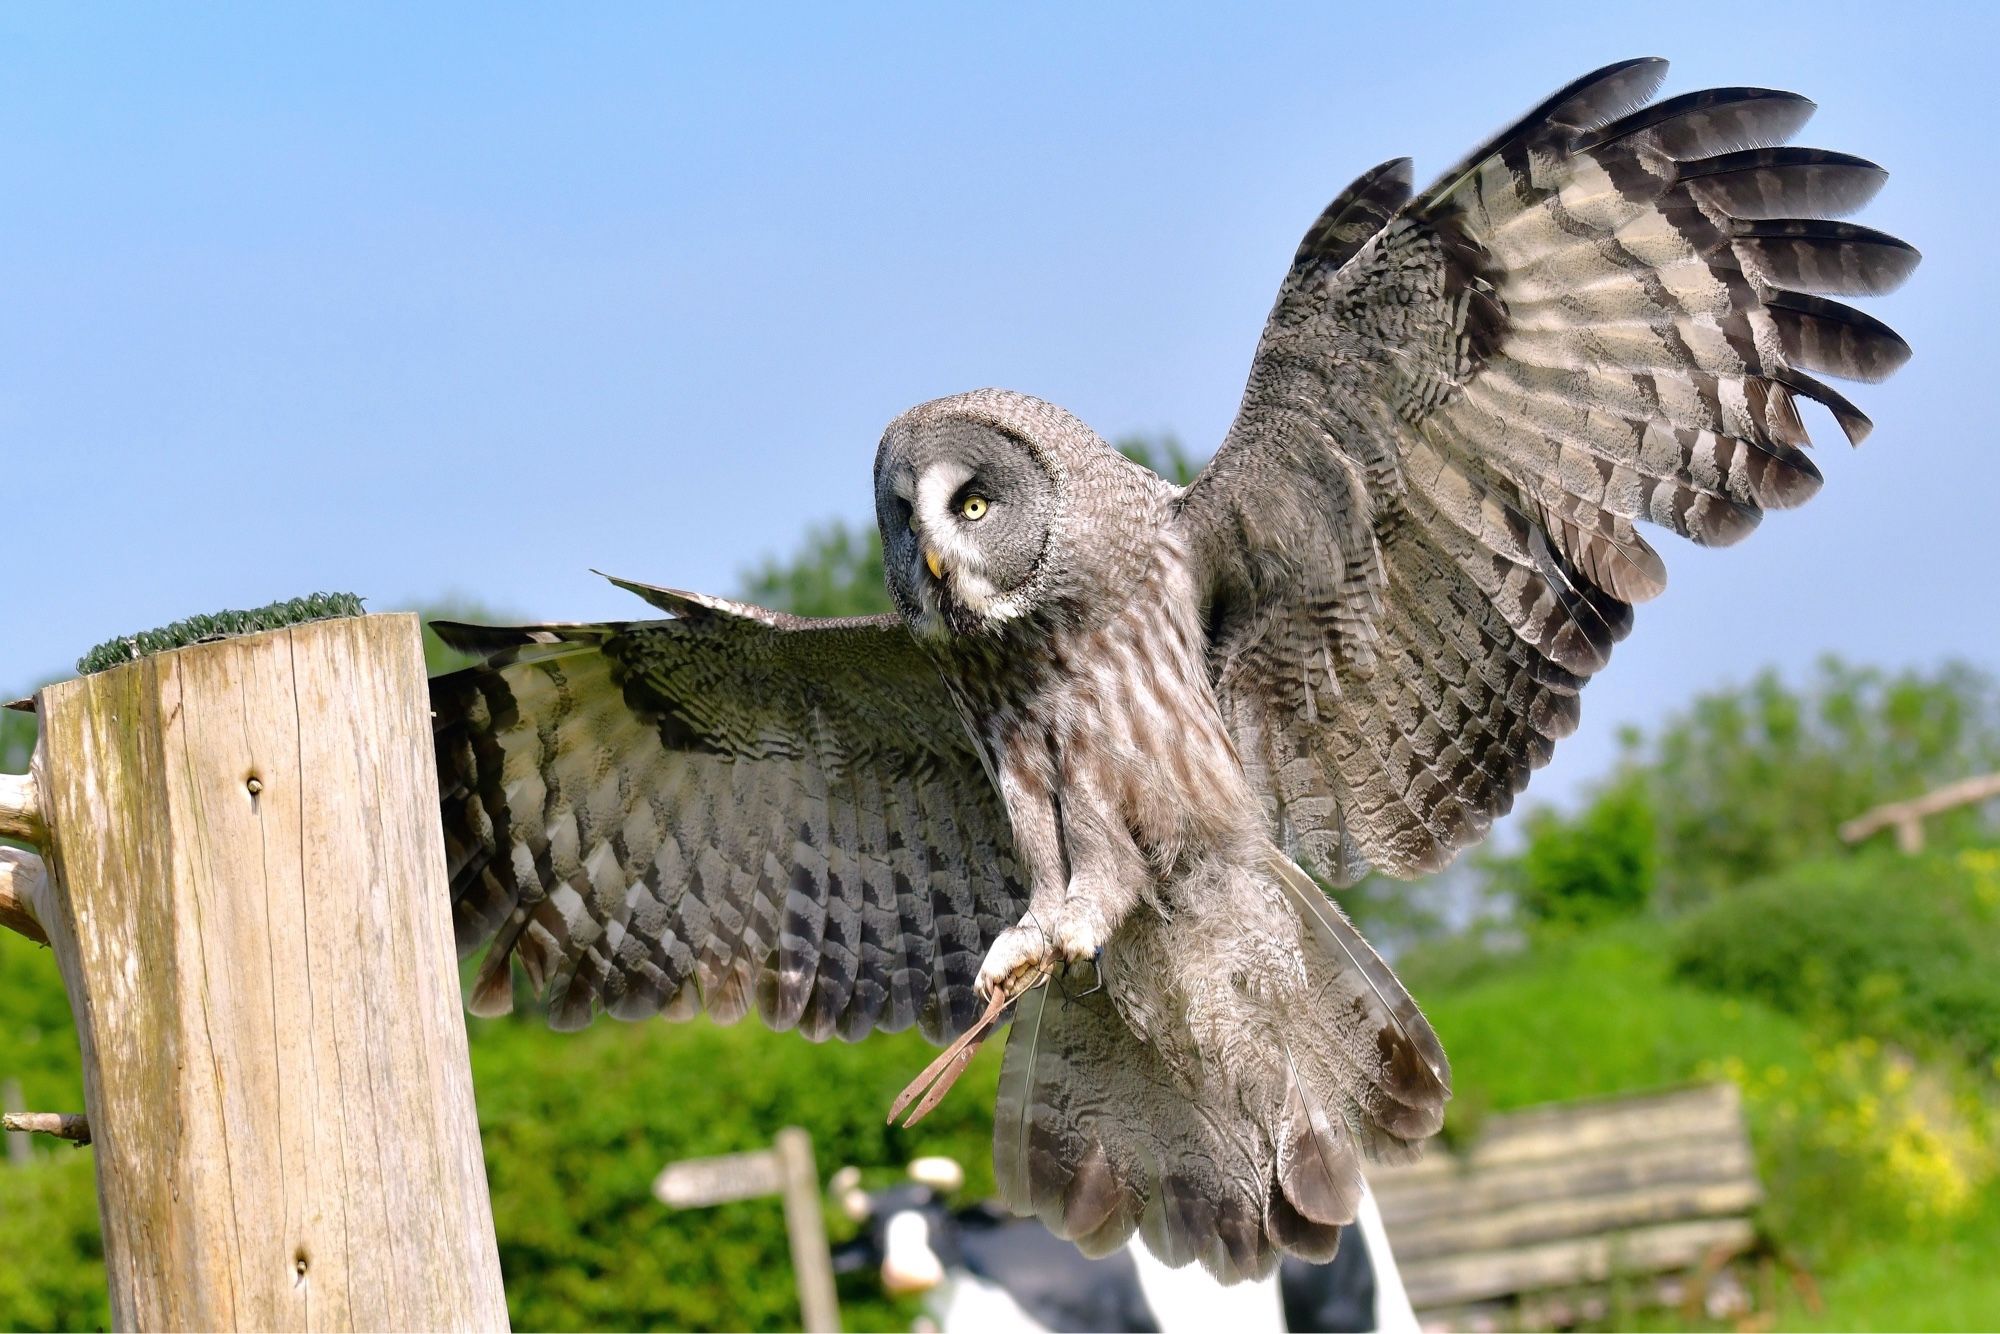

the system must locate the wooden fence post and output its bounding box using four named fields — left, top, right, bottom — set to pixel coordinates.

left=3, top=613, right=507, bottom=1331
